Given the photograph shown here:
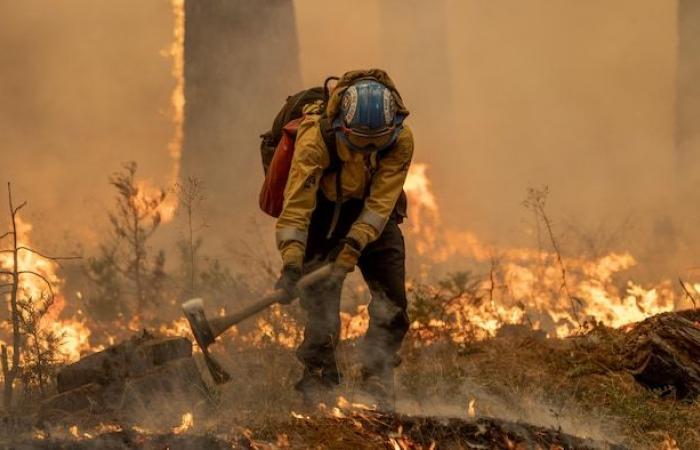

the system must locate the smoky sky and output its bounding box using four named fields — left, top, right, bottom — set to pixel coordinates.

left=1, top=0, right=697, bottom=278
